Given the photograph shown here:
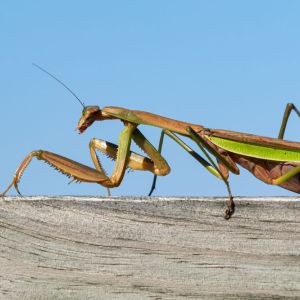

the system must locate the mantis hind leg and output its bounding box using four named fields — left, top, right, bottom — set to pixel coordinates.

left=272, top=165, right=300, bottom=187
left=187, top=127, right=236, bottom=219
left=278, top=103, right=300, bottom=139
